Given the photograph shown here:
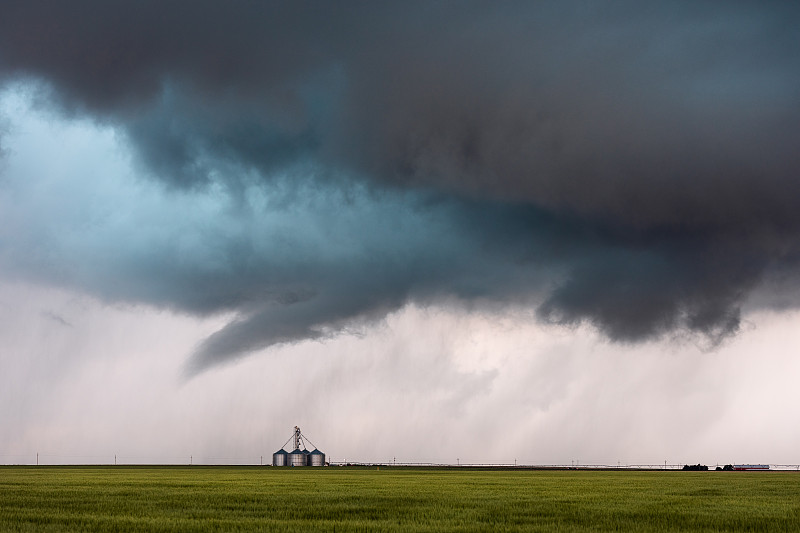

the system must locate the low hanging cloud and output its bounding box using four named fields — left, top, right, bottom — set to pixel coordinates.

left=1, top=1, right=799, bottom=372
